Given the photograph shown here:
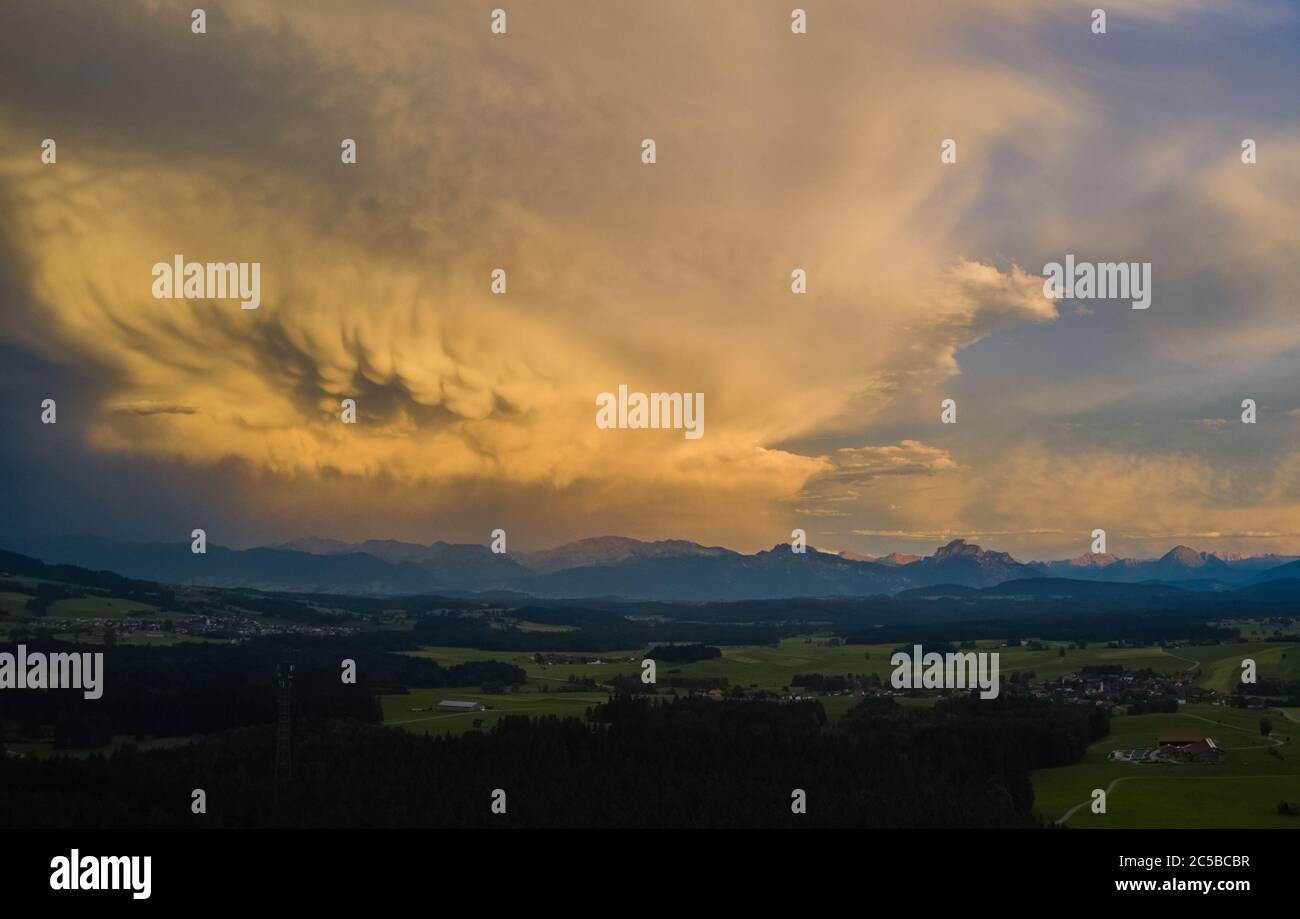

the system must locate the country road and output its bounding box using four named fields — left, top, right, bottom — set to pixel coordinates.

left=1160, top=649, right=1201, bottom=672
left=1056, top=776, right=1134, bottom=825
left=1182, top=711, right=1283, bottom=748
